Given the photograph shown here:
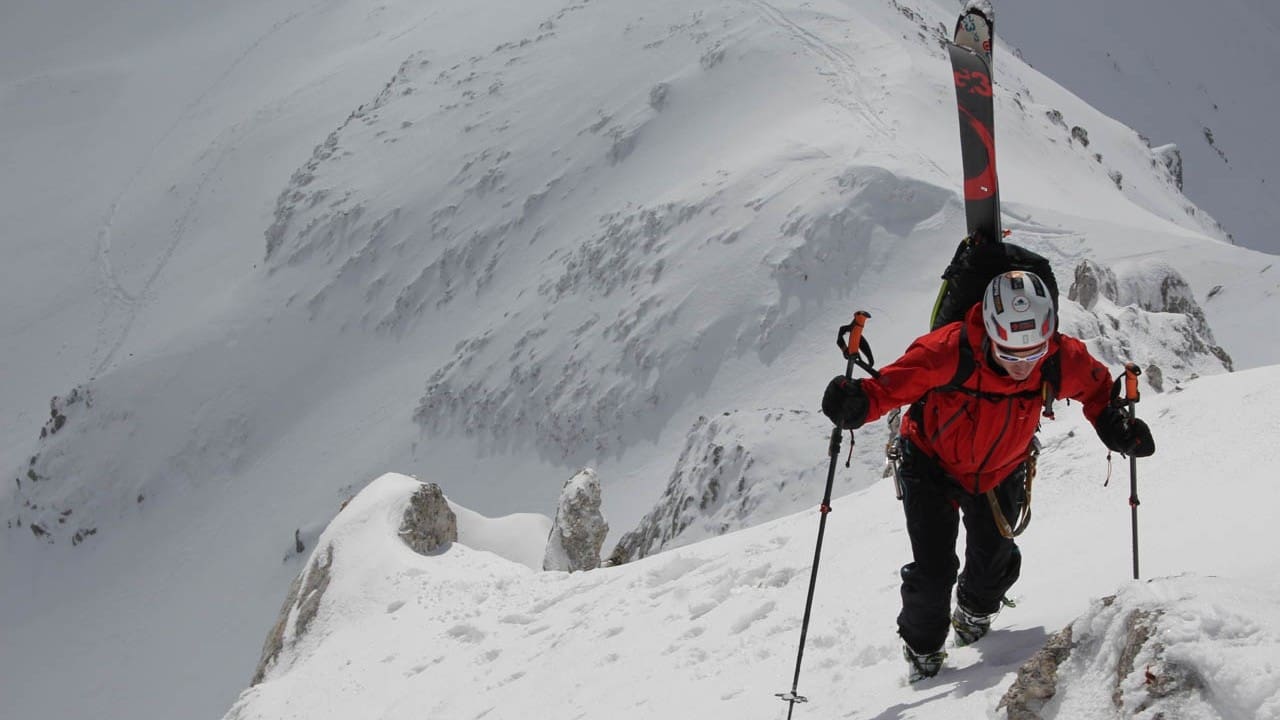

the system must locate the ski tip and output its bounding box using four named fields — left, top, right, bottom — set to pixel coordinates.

left=954, top=3, right=994, bottom=60
left=961, top=0, right=995, bottom=23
